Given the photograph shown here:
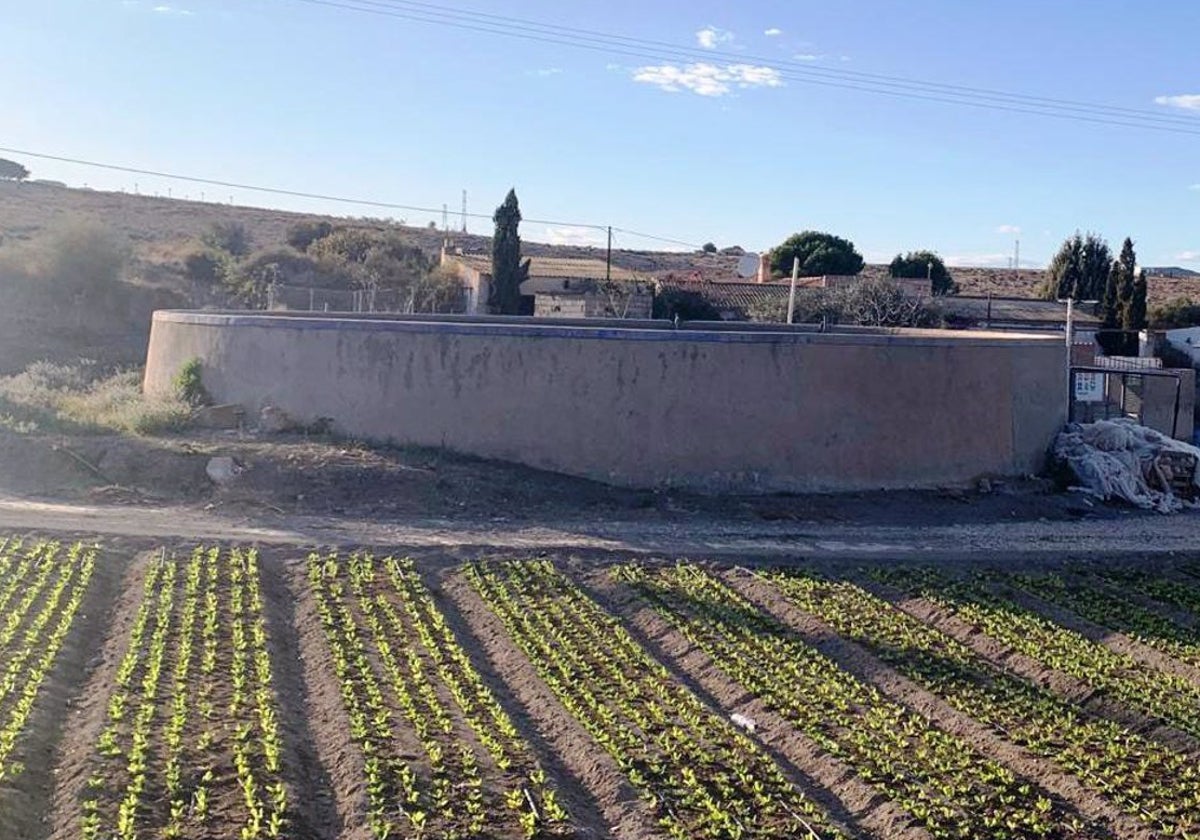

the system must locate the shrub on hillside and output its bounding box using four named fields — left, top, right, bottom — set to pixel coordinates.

left=308, top=228, right=431, bottom=291
left=285, top=220, right=334, bottom=252
left=201, top=221, right=252, bottom=257
left=0, top=220, right=131, bottom=309
left=220, top=248, right=329, bottom=307
left=183, top=248, right=225, bottom=287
